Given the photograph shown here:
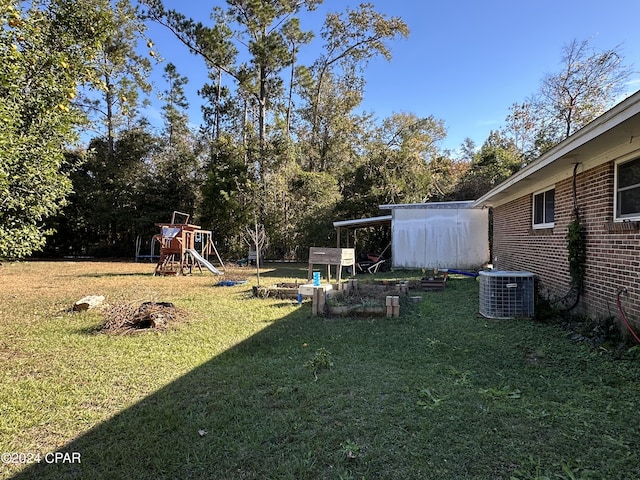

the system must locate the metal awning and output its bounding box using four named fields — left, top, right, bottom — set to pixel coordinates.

left=333, top=215, right=392, bottom=229
left=332, top=215, right=392, bottom=248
